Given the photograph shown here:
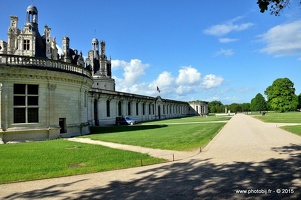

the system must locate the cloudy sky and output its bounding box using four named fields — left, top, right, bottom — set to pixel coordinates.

left=1, top=0, right=301, bottom=104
